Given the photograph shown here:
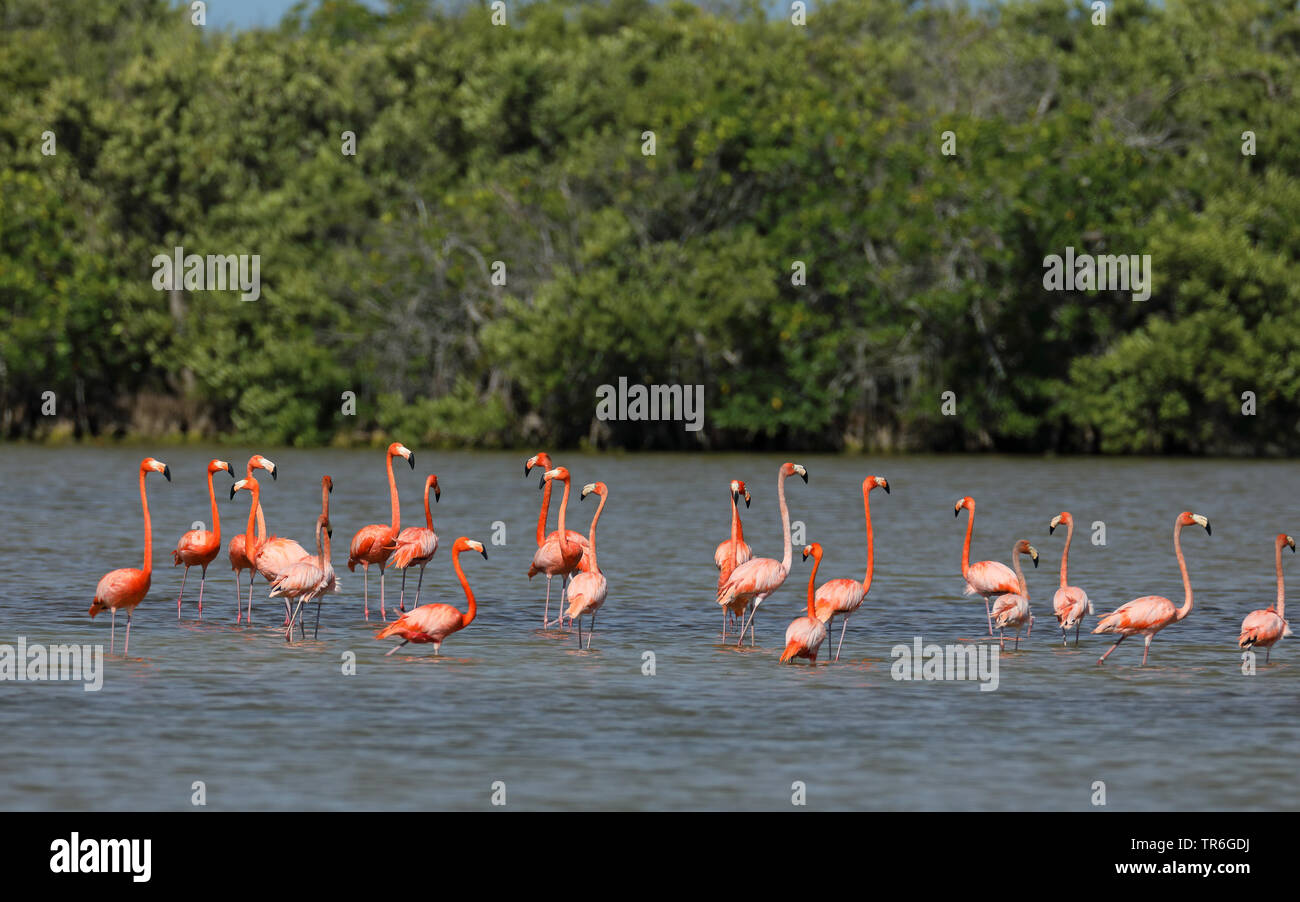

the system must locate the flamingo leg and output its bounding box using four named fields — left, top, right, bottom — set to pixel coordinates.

left=1061, top=627, right=1068, bottom=647
left=1265, top=646, right=1271, bottom=664
left=197, top=565, right=206, bottom=619
left=235, top=571, right=242, bottom=623
left=247, top=578, right=255, bottom=624
left=286, top=598, right=306, bottom=642
left=737, top=599, right=762, bottom=647
left=1097, top=634, right=1125, bottom=664
left=399, top=568, right=407, bottom=613
left=176, top=567, right=188, bottom=619
left=124, top=610, right=132, bottom=656
left=1141, top=635, right=1152, bottom=666
left=834, top=616, right=849, bottom=662
left=543, top=576, right=552, bottom=627
left=984, top=596, right=993, bottom=636
left=111, top=608, right=117, bottom=654
left=1074, top=622, right=1080, bottom=646
left=379, top=565, right=387, bottom=621
left=414, top=565, right=426, bottom=606
left=721, top=606, right=727, bottom=641
left=363, top=565, right=370, bottom=620
left=282, top=598, right=291, bottom=626
left=384, top=639, right=409, bottom=657
left=587, top=614, right=596, bottom=650
left=313, top=602, right=322, bottom=639
left=577, top=615, right=583, bottom=648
